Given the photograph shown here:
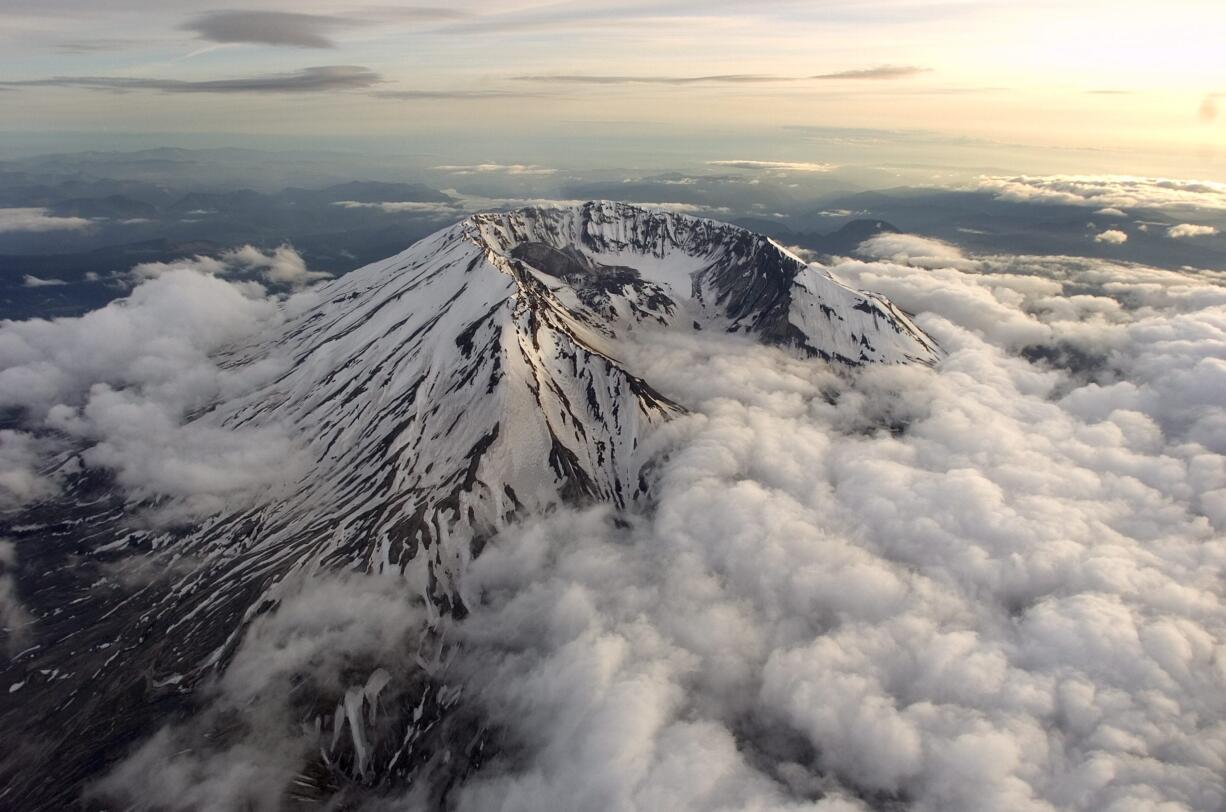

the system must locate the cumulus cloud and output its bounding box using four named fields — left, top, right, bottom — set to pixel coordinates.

left=0, top=207, right=91, bottom=233
left=707, top=160, right=836, bottom=173
left=90, top=571, right=433, bottom=808
left=855, top=232, right=980, bottom=270
left=0, top=430, right=57, bottom=509
left=1168, top=223, right=1220, bottom=239
left=1, top=66, right=382, bottom=94
left=1094, top=228, right=1128, bottom=244
left=0, top=537, right=29, bottom=651
left=443, top=300, right=1226, bottom=809
left=21, top=274, right=67, bottom=287
left=130, top=244, right=328, bottom=288
left=223, top=245, right=331, bottom=287
left=0, top=269, right=312, bottom=518
left=89, top=227, right=1226, bottom=810
left=443, top=244, right=1226, bottom=811
left=975, top=174, right=1226, bottom=212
